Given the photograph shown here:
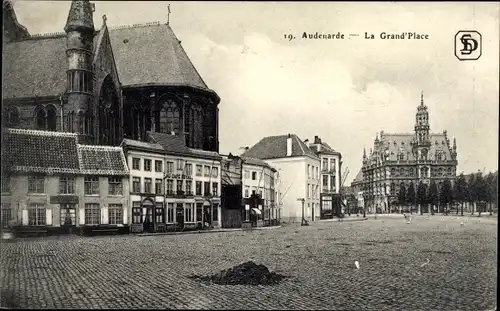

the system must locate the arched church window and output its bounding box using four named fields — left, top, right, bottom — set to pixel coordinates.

left=398, top=153, right=404, bottom=161
left=66, top=111, right=75, bottom=132
left=46, top=105, right=57, bottom=131
left=185, top=106, right=195, bottom=146
left=159, top=108, right=167, bottom=133
left=35, top=107, right=46, bottom=130
left=78, top=111, right=85, bottom=134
